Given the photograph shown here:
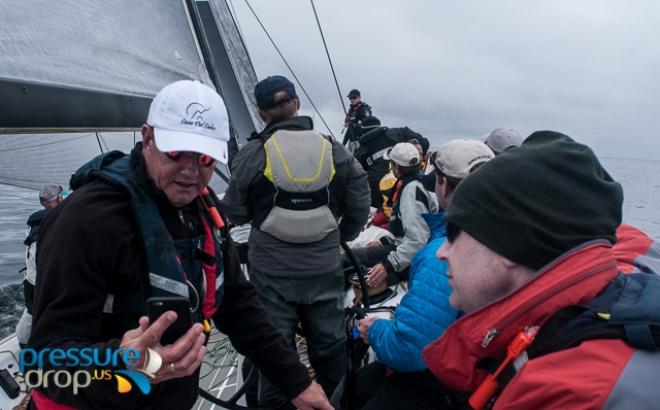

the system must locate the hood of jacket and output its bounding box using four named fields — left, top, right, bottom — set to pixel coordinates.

left=358, top=126, right=388, bottom=144
left=422, top=212, right=446, bottom=241
left=248, top=115, right=314, bottom=141
left=27, top=208, right=53, bottom=228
